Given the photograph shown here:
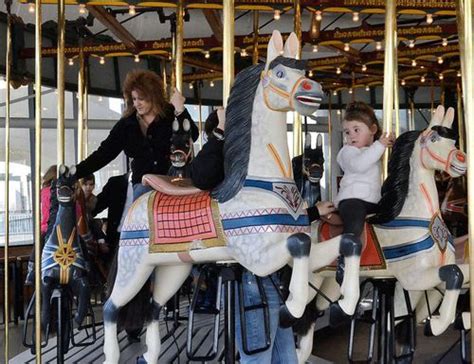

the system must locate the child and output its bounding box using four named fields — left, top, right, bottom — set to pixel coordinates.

left=335, top=101, right=394, bottom=238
